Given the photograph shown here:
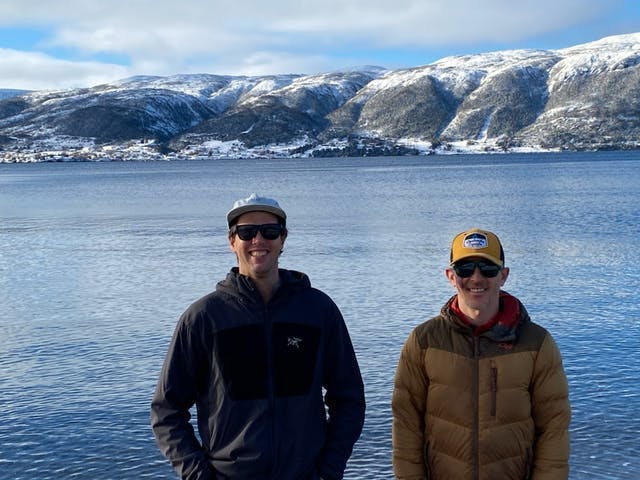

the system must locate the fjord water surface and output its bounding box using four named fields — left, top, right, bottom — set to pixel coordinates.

left=0, top=151, right=638, bottom=479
